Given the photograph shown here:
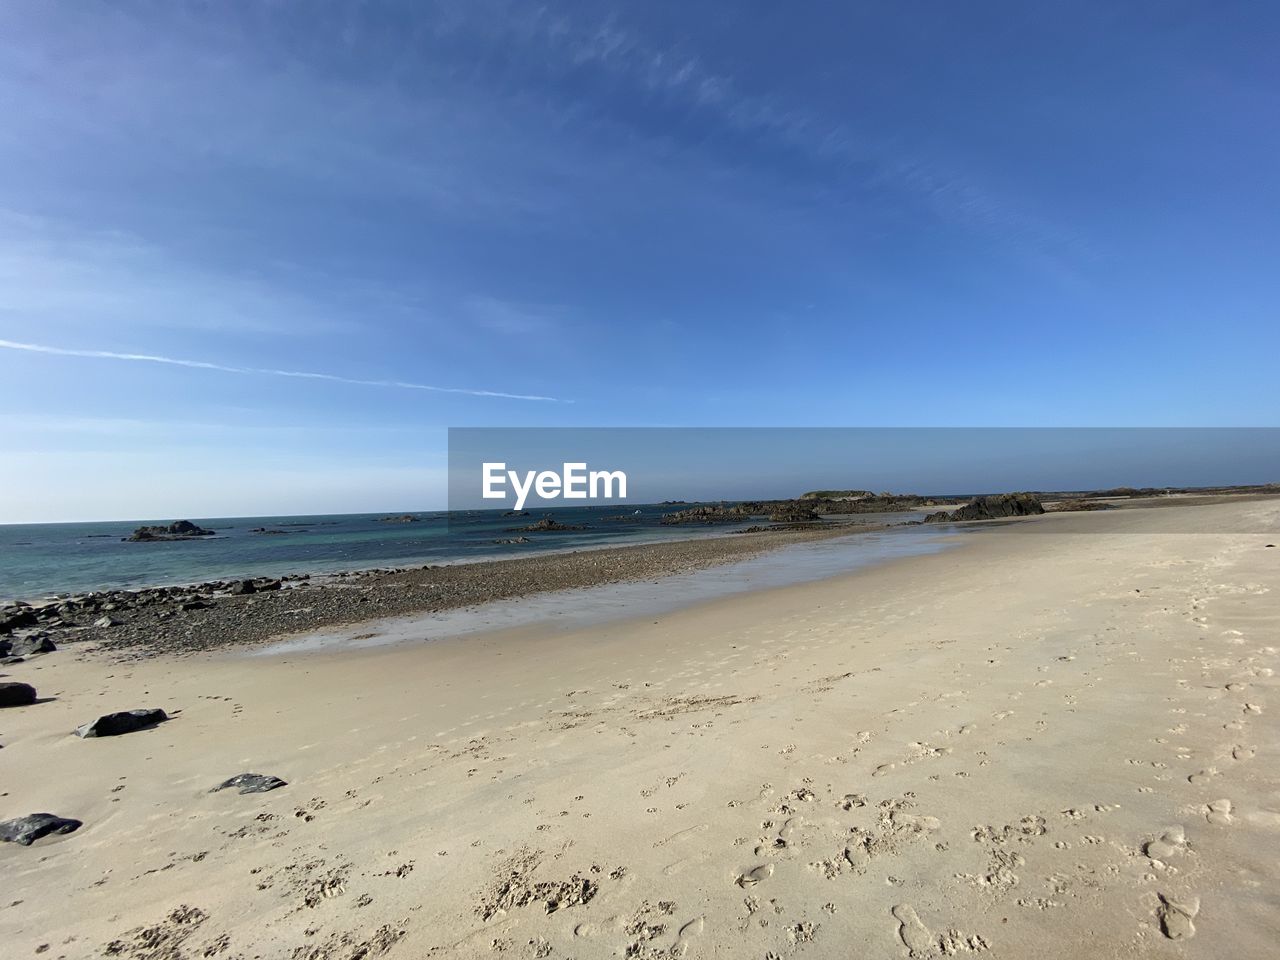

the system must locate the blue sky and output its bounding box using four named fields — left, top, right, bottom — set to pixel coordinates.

left=1, top=2, right=1277, bottom=521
